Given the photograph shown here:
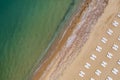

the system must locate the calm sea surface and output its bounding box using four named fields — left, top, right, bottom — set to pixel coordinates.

left=0, top=0, right=83, bottom=80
